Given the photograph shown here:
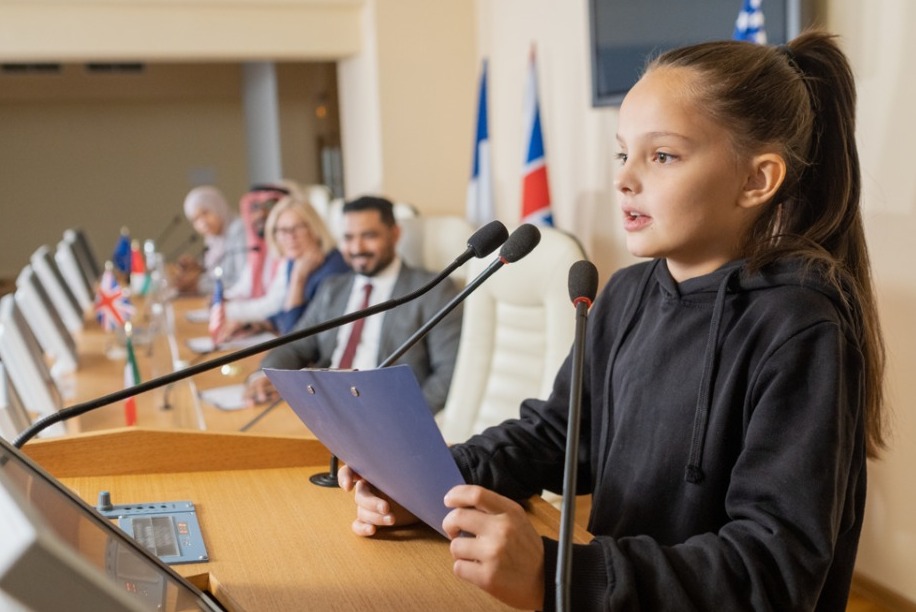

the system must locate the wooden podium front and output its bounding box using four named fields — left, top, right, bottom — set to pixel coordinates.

left=24, top=429, right=587, bottom=611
